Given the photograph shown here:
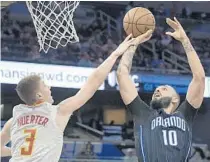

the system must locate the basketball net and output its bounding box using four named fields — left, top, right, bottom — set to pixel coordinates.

left=26, top=1, right=80, bottom=53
